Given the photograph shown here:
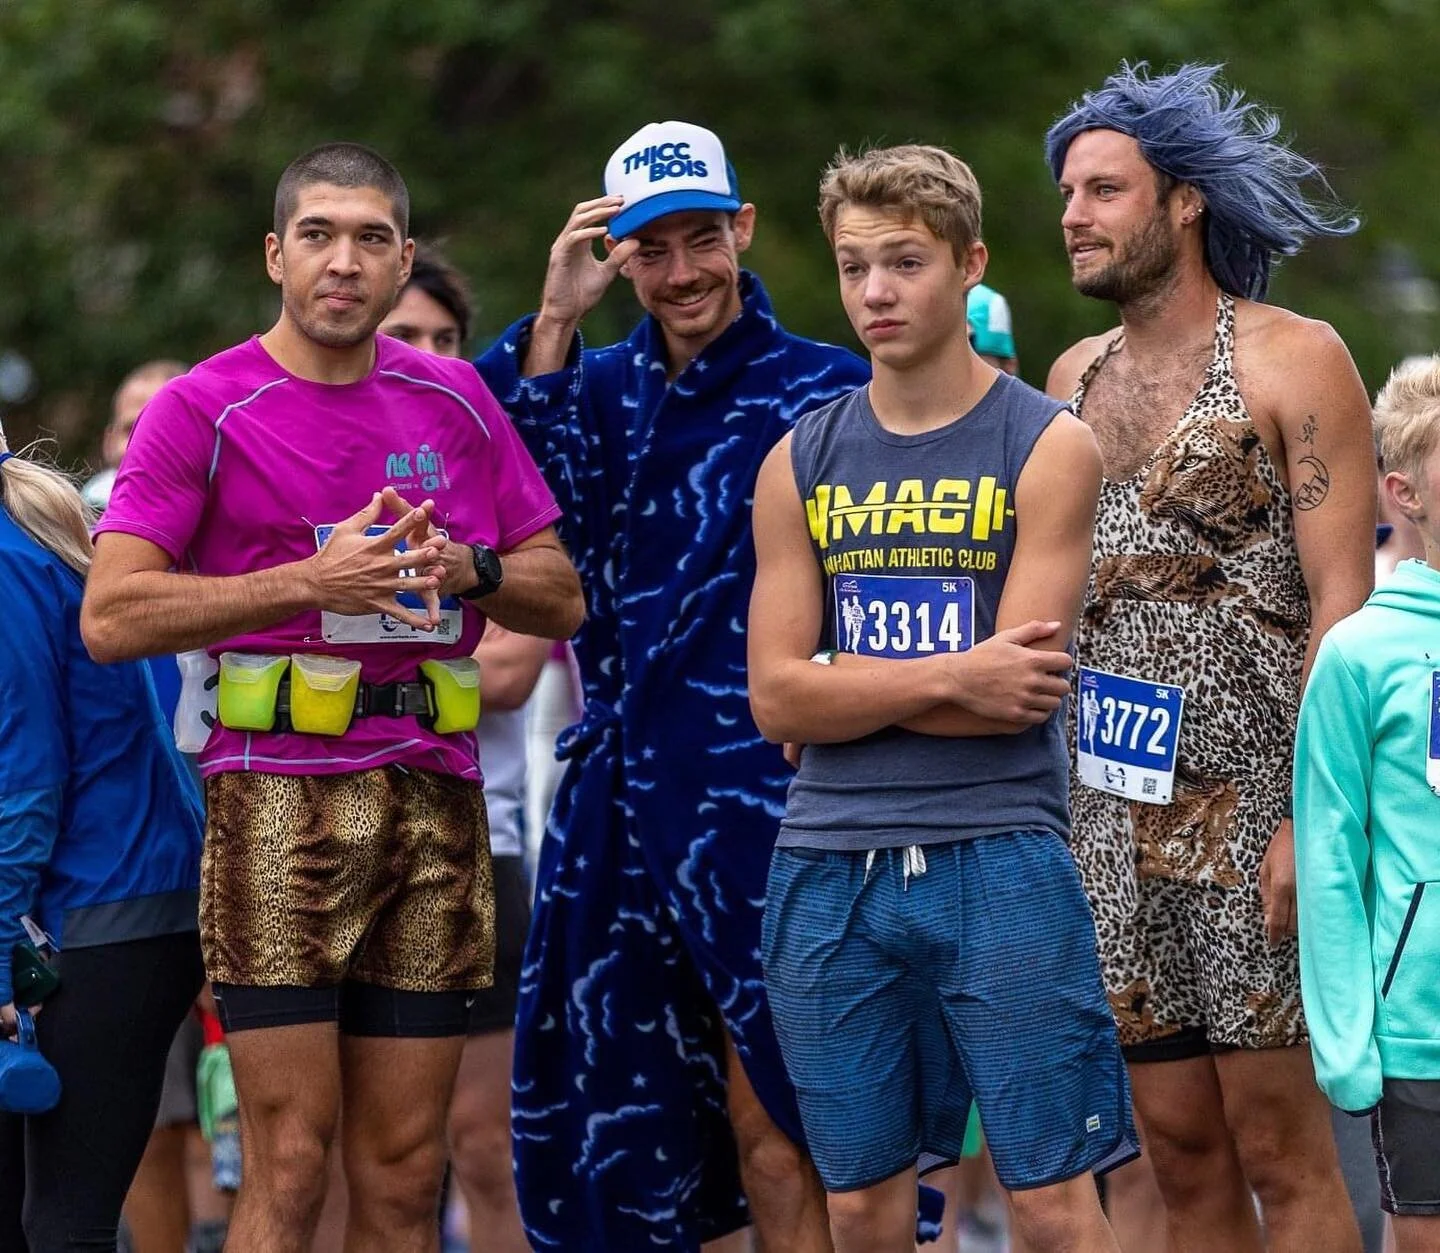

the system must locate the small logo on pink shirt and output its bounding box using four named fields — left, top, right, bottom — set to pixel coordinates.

left=384, top=442, right=450, bottom=492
